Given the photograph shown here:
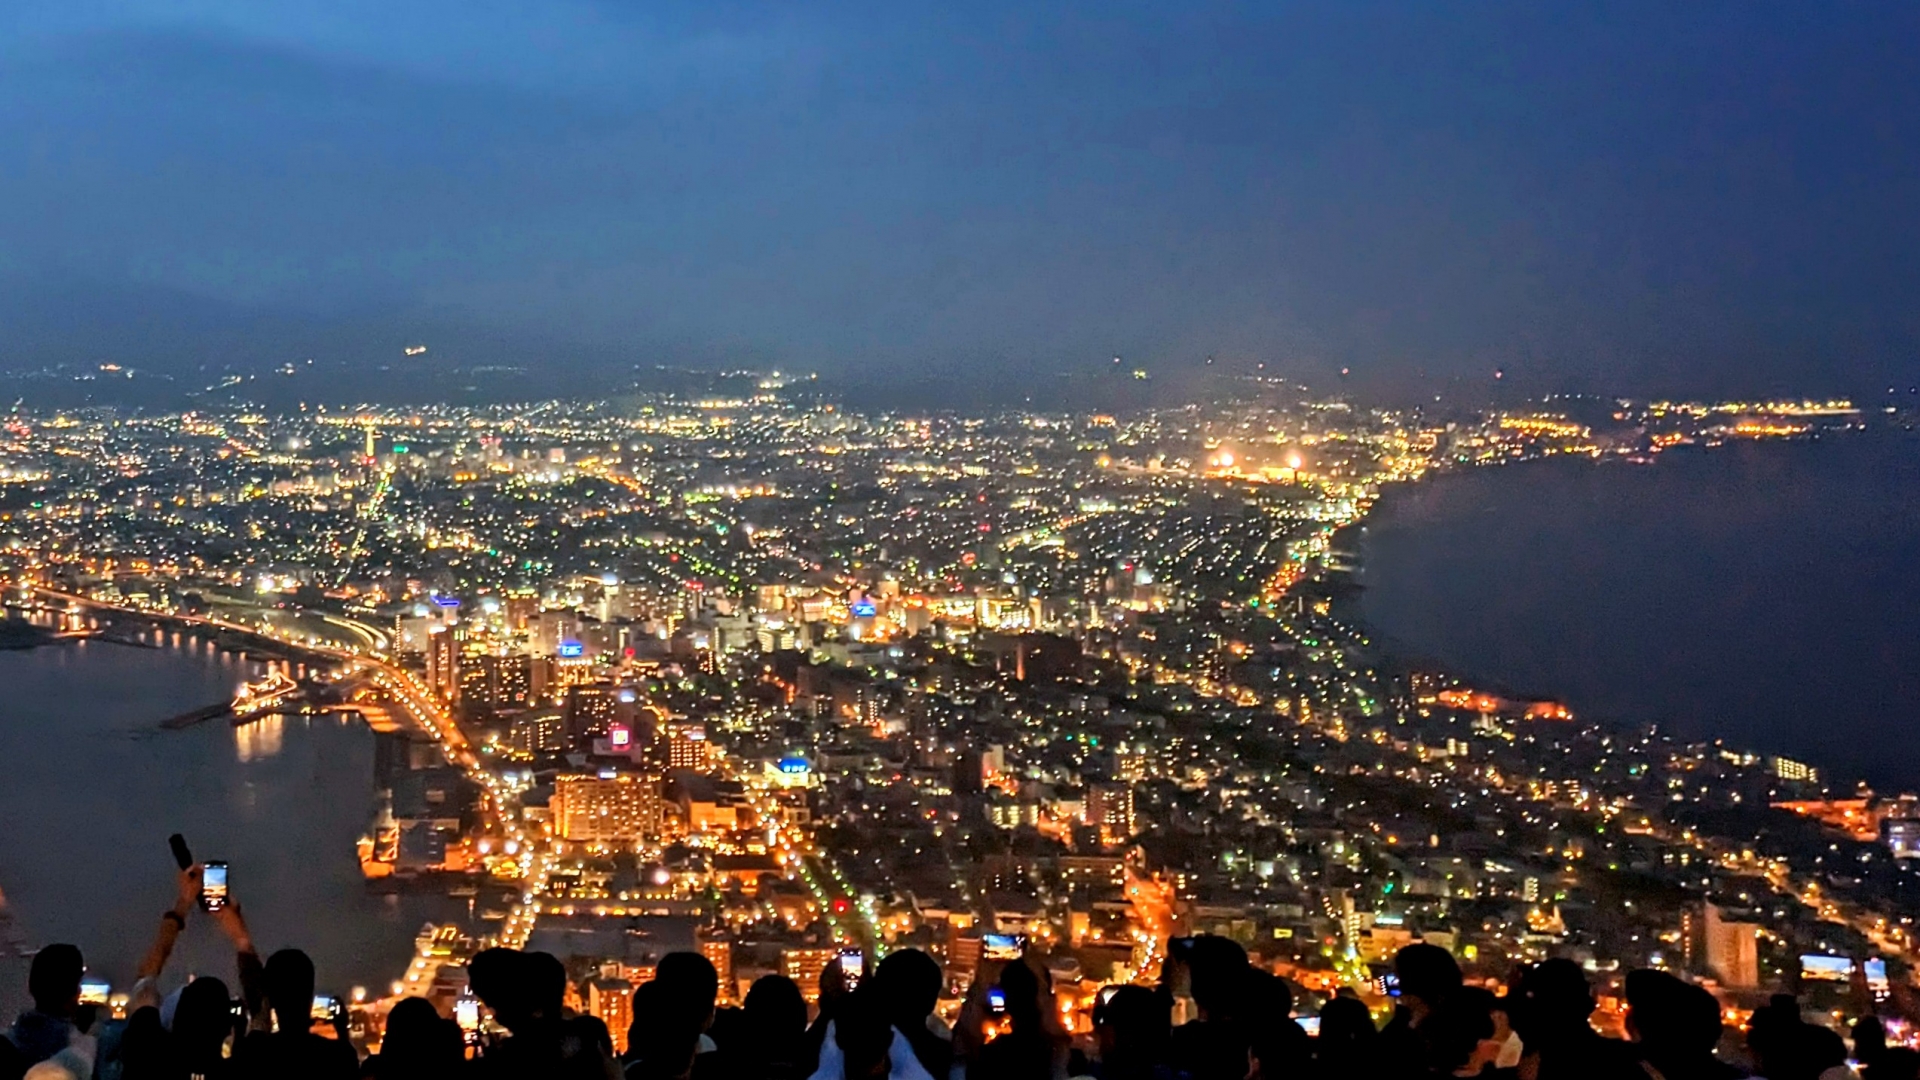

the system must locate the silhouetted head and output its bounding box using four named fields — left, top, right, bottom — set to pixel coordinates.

left=1515, top=958, right=1593, bottom=1034
left=1805, top=1025, right=1849, bottom=1075
left=1745, top=992, right=1804, bottom=1075
left=1183, top=935, right=1250, bottom=1021
left=1391, top=943, right=1460, bottom=1019
left=523, top=951, right=568, bottom=1021
left=1424, top=986, right=1496, bottom=1075
left=264, top=949, right=317, bottom=1030
left=384, top=996, right=441, bottom=1045
left=1625, top=969, right=1721, bottom=1059
left=1093, top=985, right=1171, bottom=1062
left=1247, top=1011, right=1312, bottom=1079
left=468, top=948, right=541, bottom=1032
left=657, top=951, right=720, bottom=1030
left=996, top=959, right=1046, bottom=1028
left=1245, top=970, right=1294, bottom=1024
left=743, top=975, right=808, bottom=1047
left=1855, top=1015, right=1888, bottom=1063
left=874, top=949, right=942, bottom=1024
left=116, top=1006, right=171, bottom=1079
left=1319, top=995, right=1378, bottom=1048
left=172, top=976, right=233, bottom=1063
left=381, top=995, right=463, bottom=1074
left=816, top=957, right=852, bottom=1020
left=28, top=944, right=83, bottom=1017
left=627, top=980, right=701, bottom=1074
